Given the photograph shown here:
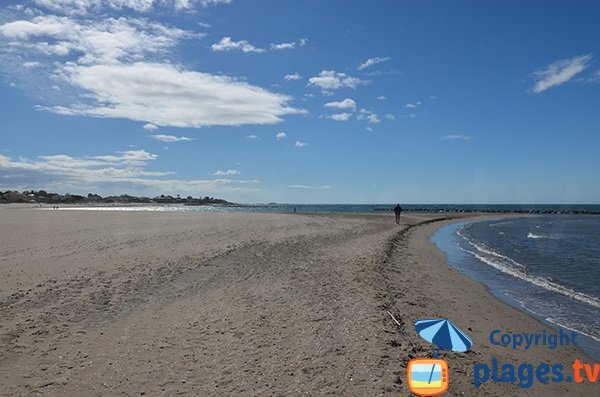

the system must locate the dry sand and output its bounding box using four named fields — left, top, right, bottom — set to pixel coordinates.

left=0, top=206, right=595, bottom=396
